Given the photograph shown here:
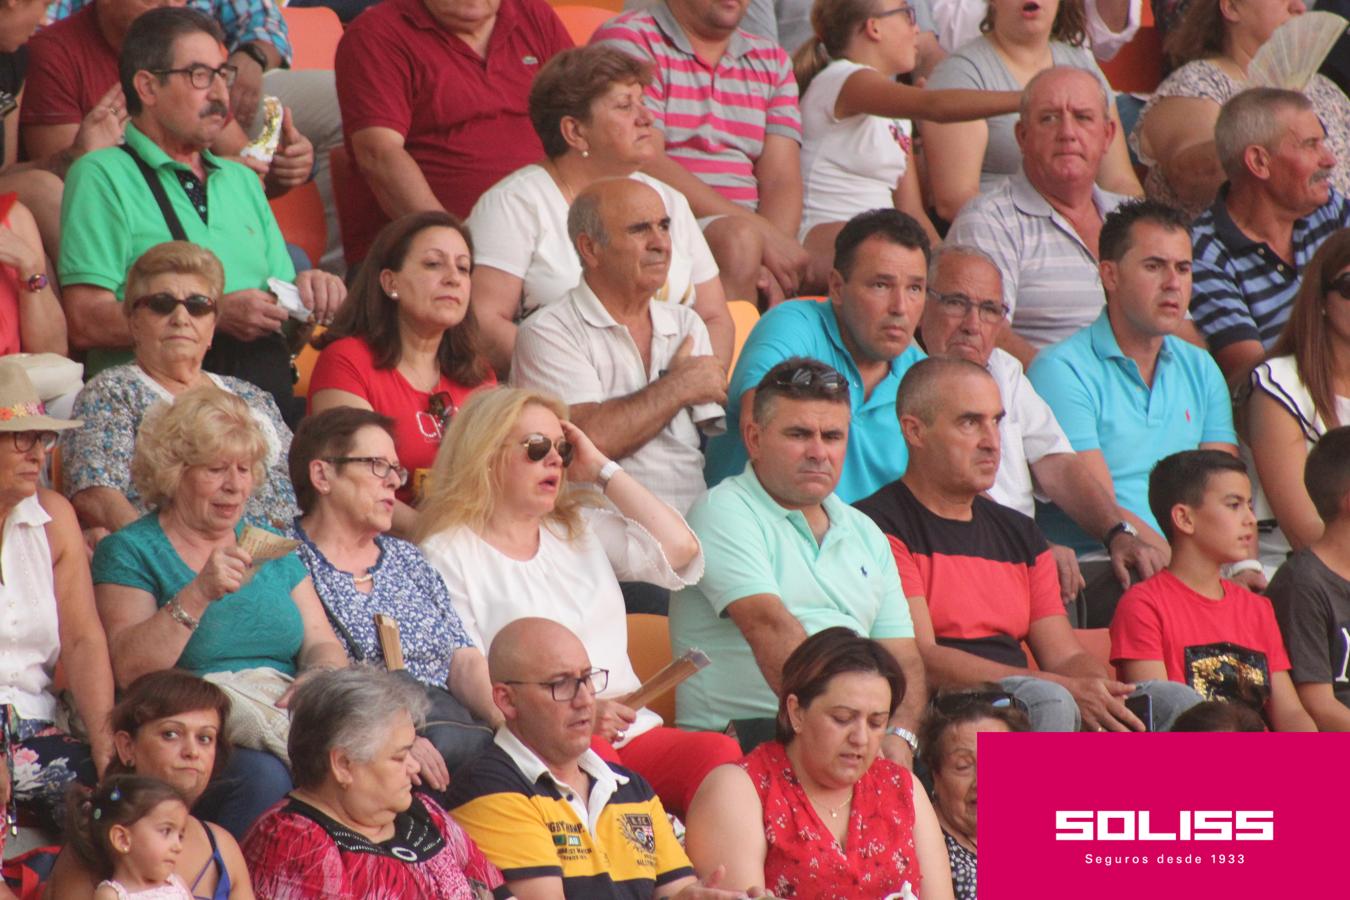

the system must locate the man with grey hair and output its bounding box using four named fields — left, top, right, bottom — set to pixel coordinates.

left=1190, top=87, right=1349, bottom=385
left=856, top=357, right=1203, bottom=732
left=917, top=244, right=1166, bottom=607
left=946, top=66, right=1131, bottom=369
left=511, top=178, right=726, bottom=519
